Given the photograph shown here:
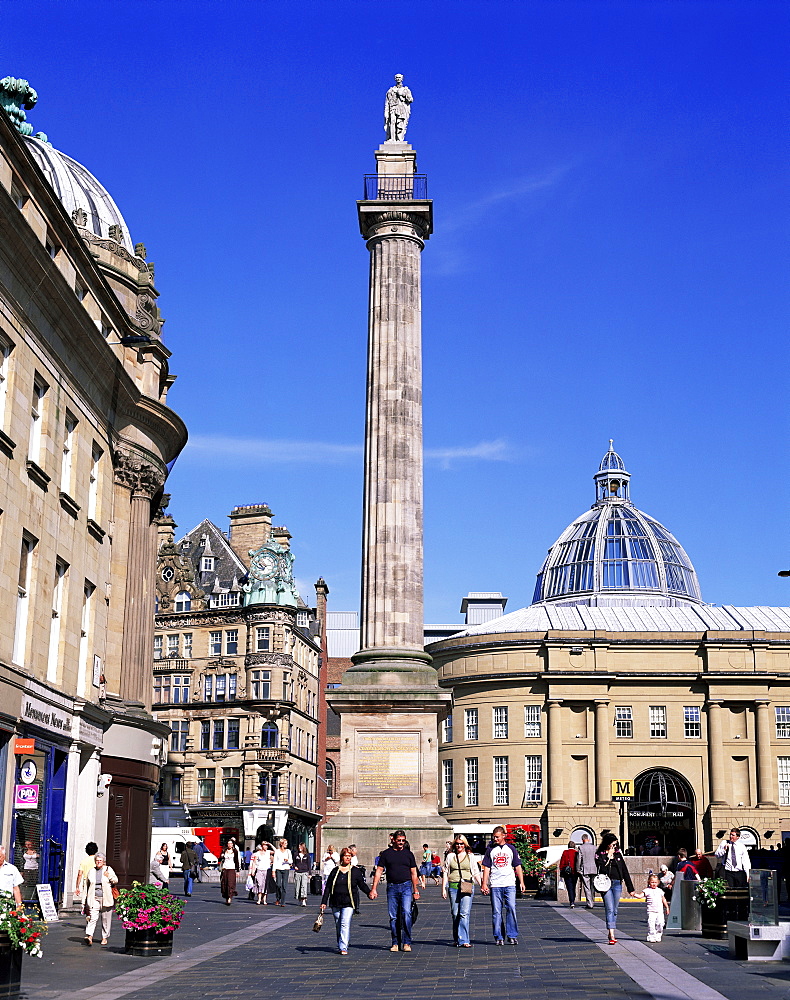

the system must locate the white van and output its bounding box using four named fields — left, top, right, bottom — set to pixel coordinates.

left=149, top=828, right=218, bottom=873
